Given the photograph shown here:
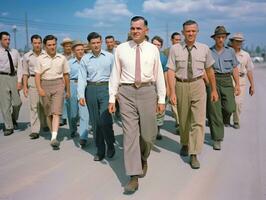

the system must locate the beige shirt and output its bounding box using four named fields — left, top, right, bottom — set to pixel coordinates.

left=0, top=46, right=23, bottom=82
left=63, top=53, right=73, bottom=61
left=109, top=40, right=166, bottom=104
left=35, top=52, right=69, bottom=80
left=23, top=50, right=46, bottom=76
left=236, top=49, right=254, bottom=74
left=167, top=42, right=215, bottom=79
